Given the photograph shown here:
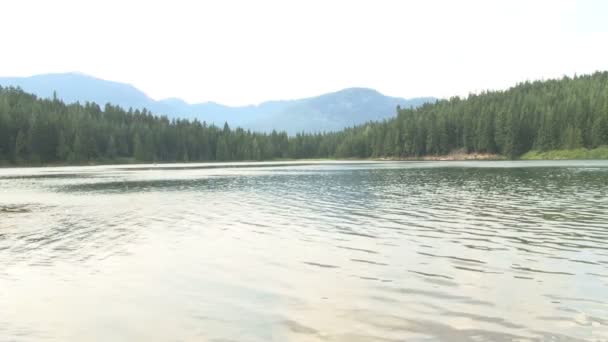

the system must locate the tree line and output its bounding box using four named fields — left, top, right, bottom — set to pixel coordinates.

left=330, top=71, right=608, bottom=158
left=0, top=71, right=607, bottom=165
